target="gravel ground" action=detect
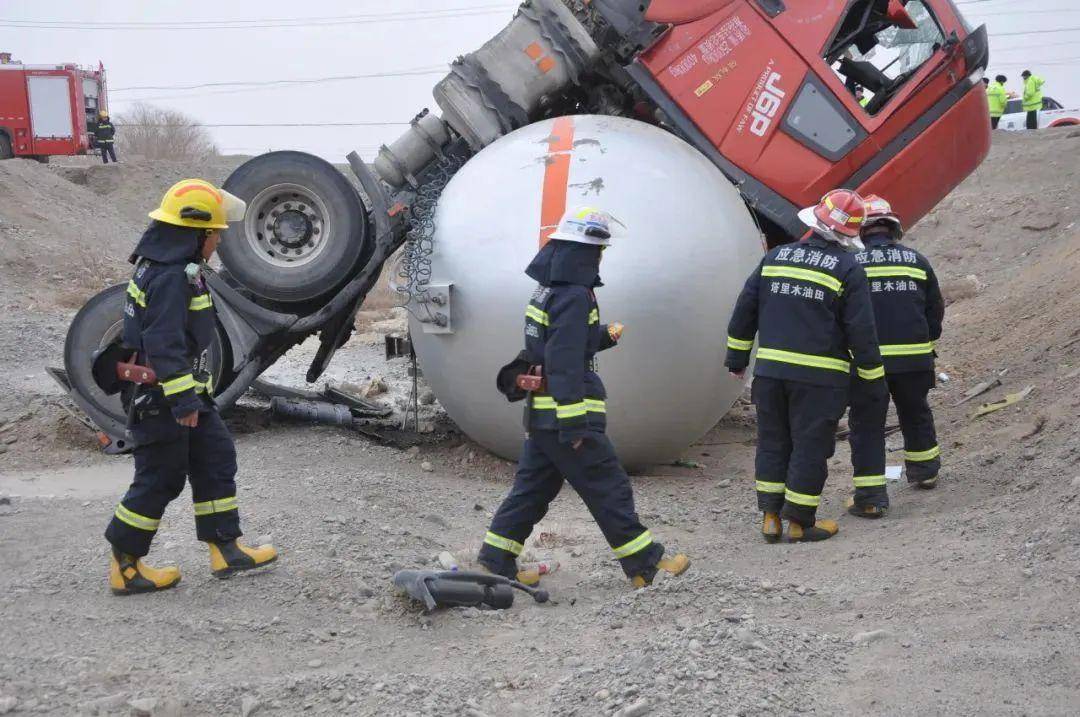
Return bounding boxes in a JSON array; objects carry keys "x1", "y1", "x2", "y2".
[{"x1": 0, "y1": 132, "x2": 1079, "y2": 716}]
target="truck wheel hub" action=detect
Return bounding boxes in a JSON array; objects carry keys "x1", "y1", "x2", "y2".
[{"x1": 245, "y1": 183, "x2": 330, "y2": 268}]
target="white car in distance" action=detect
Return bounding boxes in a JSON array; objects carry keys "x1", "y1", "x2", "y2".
[{"x1": 998, "y1": 97, "x2": 1080, "y2": 130}]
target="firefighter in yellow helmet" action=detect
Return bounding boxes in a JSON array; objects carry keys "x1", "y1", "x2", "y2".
[
  {"x1": 95, "y1": 110, "x2": 117, "y2": 164},
  {"x1": 103, "y1": 179, "x2": 278, "y2": 595}
]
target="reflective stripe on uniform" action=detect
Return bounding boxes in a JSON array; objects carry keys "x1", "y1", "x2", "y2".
[
  {"x1": 761, "y1": 266, "x2": 843, "y2": 293},
  {"x1": 114, "y1": 503, "x2": 160, "y2": 532},
  {"x1": 127, "y1": 281, "x2": 147, "y2": 308},
  {"x1": 612, "y1": 530, "x2": 653, "y2": 559},
  {"x1": 193, "y1": 374, "x2": 214, "y2": 395},
  {"x1": 857, "y1": 365, "x2": 885, "y2": 380},
  {"x1": 588, "y1": 308, "x2": 599, "y2": 325},
  {"x1": 584, "y1": 399, "x2": 606, "y2": 414},
  {"x1": 785, "y1": 489, "x2": 821, "y2": 507},
  {"x1": 556, "y1": 402, "x2": 587, "y2": 419},
  {"x1": 880, "y1": 342, "x2": 934, "y2": 356},
  {"x1": 853, "y1": 475, "x2": 886, "y2": 488},
  {"x1": 525, "y1": 305, "x2": 549, "y2": 326},
  {"x1": 757, "y1": 347, "x2": 850, "y2": 373},
  {"x1": 533, "y1": 396, "x2": 605, "y2": 413},
  {"x1": 905, "y1": 445, "x2": 940, "y2": 462},
  {"x1": 864, "y1": 266, "x2": 927, "y2": 281},
  {"x1": 161, "y1": 374, "x2": 196, "y2": 396},
  {"x1": 193, "y1": 496, "x2": 238, "y2": 516},
  {"x1": 756, "y1": 480, "x2": 786, "y2": 494},
  {"x1": 727, "y1": 336, "x2": 754, "y2": 351},
  {"x1": 189, "y1": 293, "x2": 213, "y2": 311},
  {"x1": 484, "y1": 531, "x2": 524, "y2": 556}
]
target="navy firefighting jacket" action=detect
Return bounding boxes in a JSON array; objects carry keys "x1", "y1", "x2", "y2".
[
  {"x1": 522, "y1": 240, "x2": 618, "y2": 443},
  {"x1": 123, "y1": 222, "x2": 216, "y2": 421},
  {"x1": 725, "y1": 233, "x2": 884, "y2": 387},
  {"x1": 855, "y1": 233, "x2": 944, "y2": 373},
  {"x1": 95, "y1": 120, "x2": 115, "y2": 143}
]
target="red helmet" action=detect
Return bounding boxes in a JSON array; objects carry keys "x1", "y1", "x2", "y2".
[
  {"x1": 798, "y1": 189, "x2": 866, "y2": 238},
  {"x1": 862, "y1": 194, "x2": 904, "y2": 235}
]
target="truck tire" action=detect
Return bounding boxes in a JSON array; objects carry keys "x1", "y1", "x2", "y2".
[
  {"x1": 64, "y1": 283, "x2": 228, "y2": 435},
  {"x1": 219, "y1": 151, "x2": 369, "y2": 304},
  {"x1": 0, "y1": 134, "x2": 12, "y2": 160}
]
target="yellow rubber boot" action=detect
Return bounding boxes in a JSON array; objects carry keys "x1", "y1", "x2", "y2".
[
  {"x1": 762, "y1": 512, "x2": 782, "y2": 543},
  {"x1": 631, "y1": 553, "x2": 691, "y2": 589},
  {"x1": 845, "y1": 497, "x2": 887, "y2": 519},
  {"x1": 787, "y1": 519, "x2": 839, "y2": 543},
  {"x1": 208, "y1": 539, "x2": 278, "y2": 578},
  {"x1": 109, "y1": 548, "x2": 181, "y2": 596}
]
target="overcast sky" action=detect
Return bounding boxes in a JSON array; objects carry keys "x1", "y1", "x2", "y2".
[{"x1": 4, "y1": 0, "x2": 1078, "y2": 161}]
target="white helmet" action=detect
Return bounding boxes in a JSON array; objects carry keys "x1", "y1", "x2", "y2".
[{"x1": 547, "y1": 206, "x2": 624, "y2": 246}]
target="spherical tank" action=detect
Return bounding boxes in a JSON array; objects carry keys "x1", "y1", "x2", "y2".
[{"x1": 409, "y1": 115, "x2": 763, "y2": 467}]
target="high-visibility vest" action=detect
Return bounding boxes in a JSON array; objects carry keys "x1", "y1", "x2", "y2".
[
  {"x1": 986, "y1": 82, "x2": 1008, "y2": 117},
  {"x1": 1022, "y1": 75, "x2": 1045, "y2": 112}
]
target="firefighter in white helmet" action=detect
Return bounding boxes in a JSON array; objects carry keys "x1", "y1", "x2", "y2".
[{"x1": 483, "y1": 207, "x2": 690, "y2": 589}]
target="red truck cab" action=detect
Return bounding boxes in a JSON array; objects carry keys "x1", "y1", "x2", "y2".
[
  {"x1": 0, "y1": 60, "x2": 108, "y2": 161},
  {"x1": 630, "y1": 0, "x2": 989, "y2": 243}
]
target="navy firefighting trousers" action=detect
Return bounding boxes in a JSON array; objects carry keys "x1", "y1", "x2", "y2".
[
  {"x1": 479, "y1": 430, "x2": 663, "y2": 579},
  {"x1": 889, "y1": 371, "x2": 940, "y2": 482},
  {"x1": 752, "y1": 376, "x2": 849, "y2": 526},
  {"x1": 847, "y1": 372, "x2": 891, "y2": 508},
  {"x1": 105, "y1": 409, "x2": 242, "y2": 557}
]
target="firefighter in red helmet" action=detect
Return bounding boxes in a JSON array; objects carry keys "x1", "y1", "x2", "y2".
[
  {"x1": 846, "y1": 195, "x2": 945, "y2": 519},
  {"x1": 725, "y1": 189, "x2": 884, "y2": 543}
]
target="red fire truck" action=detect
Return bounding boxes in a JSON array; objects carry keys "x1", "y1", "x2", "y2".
[{"x1": 0, "y1": 58, "x2": 108, "y2": 161}]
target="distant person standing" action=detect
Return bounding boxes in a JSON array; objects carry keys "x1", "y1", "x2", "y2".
[
  {"x1": 96, "y1": 111, "x2": 117, "y2": 164},
  {"x1": 986, "y1": 75, "x2": 1008, "y2": 130},
  {"x1": 0, "y1": 51, "x2": 13, "y2": 64},
  {"x1": 1021, "y1": 70, "x2": 1045, "y2": 130}
]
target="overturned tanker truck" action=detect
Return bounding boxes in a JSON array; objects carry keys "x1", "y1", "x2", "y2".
[{"x1": 60, "y1": 0, "x2": 990, "y2": 465}]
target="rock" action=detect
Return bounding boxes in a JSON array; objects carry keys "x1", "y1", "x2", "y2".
[
  {"x1": 1021, "y1": 214, "x2": 1060, "y2": 232},
  {"x1": 941, "y1": 274, "x2": 984, "y2": 305},
  {"x1": 1, "y1": 435, "x2": 15, "y2": 445},
  {"x1": 240, "y1": 696, "x2": 262, "y2": 717},
  {"x1": 328, "y1": 690, "x2": 343, "y2": 703},
  {"x1": 1071, "y1": 476, "x2": 1080, "y2": 492},
  {"x1": 1022, "y1": 567, "x2": 1034, "y2": 578},
  {"x1": 360, "y1": 376, "x2": 388, "y2": 398},
  {"x1": 307, "y1": 659, "x2": 324, "y2": 669},
  {"x1": 564, "y1": 656, "x2": 584, "y2": 668},
  {"x1": 356, "y1": 583, "x2": 375, "y2": 598},
  {"x1": 1021, "y1": 448, "x2": 1037, "y2": 461},
  {"x1": 0, "y1": 697, "x2": 17, "y2": 714},
  {"x1": 688, "y1": 639, "x2": 703, "y2": 652},
  {"x1": 594, "y1": 689, "x2": 611, "y2": 700},
  {"x1": 0, "y1": 445, "x2": 7, "y2": 455},
  {"x1": 128, "y1": 697, "x2": 158, "y2": 716},
  {"x1": 852, "y1": 629, "x2": 892, "y2": 645},
  {"x1": 795, "y1": 585, "x2": 809, "y2": 596},
  {"x1": 405, "y1": 446, "x2": 420, "y2": 460},
  {"x1": 420, "y1": 461, "x2": 434, "y2": 473},
  {"x1": 616, "y1": 698, "x2": 651, "y2": 717},
  {"x1": 418, "y1": 389, "x2": 437, "y2": 406}
]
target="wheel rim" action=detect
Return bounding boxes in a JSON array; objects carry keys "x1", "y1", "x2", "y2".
[{"x1": 244, "y1": 183, "x2": 331, "y2": 269}]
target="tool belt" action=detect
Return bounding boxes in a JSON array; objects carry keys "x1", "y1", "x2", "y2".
[
  {"x1": 515, "y1": 365, "x2": 546, "y2": 393},
  {"x1": 117, "y1": 355, "x2": 157, "y2": 385}
]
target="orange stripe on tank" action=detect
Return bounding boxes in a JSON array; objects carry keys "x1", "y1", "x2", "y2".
[{"x1": 538, "y1": 116, "x2": 575, "y2": 246}]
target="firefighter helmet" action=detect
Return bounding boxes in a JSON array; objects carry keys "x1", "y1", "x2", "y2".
[
  {"x1": 148, "y1": 179, "x2": 247, "y2": 230},
  {"x1": 98, "y1": 110, "x2": 109, "y2": 119},
  {"x1": 548, "y1": 206, "x2": 625, "y2": 246},
  {"x1": 862, "y1": 194, "x2": 904, "y2": 236},
  {"x1": 798, "y1": 189, "x2": 867, "y2": 249}
]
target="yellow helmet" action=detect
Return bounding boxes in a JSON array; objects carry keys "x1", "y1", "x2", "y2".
[
  {"x1": 148, "y1": 179, "x2": 246, "y2": 230},
  {"x1": 98, "y1": 110, "x2": 108, "y2": 119}
]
